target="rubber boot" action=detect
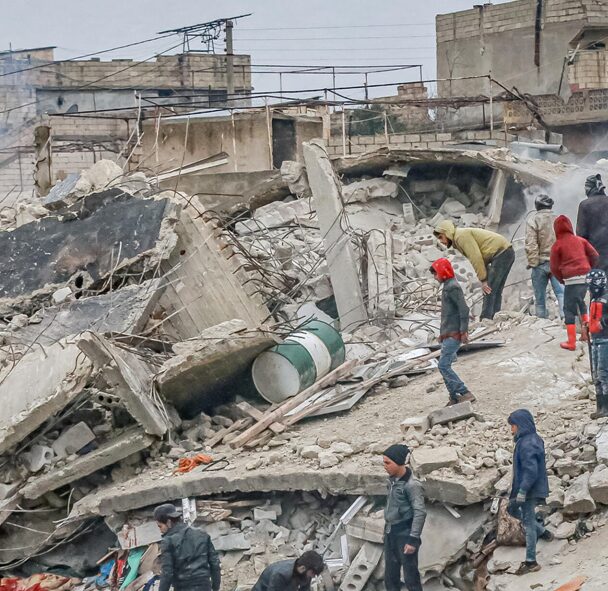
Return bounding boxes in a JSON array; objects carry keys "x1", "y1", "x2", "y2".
[
  {"x1": 591, "y1": 383, "x2": 608, "y2": 419},
  {"x1": 560, "y1": 324, "x2": 577, "y2": 350},
  {"x1": 581, "y1": 314, "x2": 590, "y2": 342}
]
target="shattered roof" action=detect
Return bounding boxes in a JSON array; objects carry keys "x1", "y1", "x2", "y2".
[{"x1": 333, "y1": 146, "x2": 574, "y2": 186}]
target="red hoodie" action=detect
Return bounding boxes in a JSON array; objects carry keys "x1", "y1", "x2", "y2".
[
  {"x1": 430, "y1": 257, "x2": 455, "y2": 281},
  {"x1": 550, "y1": 215, "x2": 598, "y2": 283}
]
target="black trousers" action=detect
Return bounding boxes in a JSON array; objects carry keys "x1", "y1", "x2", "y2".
[
  {"x1": 384, "y1": 531, "x2": 423, "y2": 591},
  {"x1": 481, "y1": 247, "x2": 515, "y2": 320},
  {"x1": 563, "y1": 283, "x2": 587, "y2": 325}
]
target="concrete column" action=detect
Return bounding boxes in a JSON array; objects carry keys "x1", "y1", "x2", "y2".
[
  {"x1": 486, "y1": 168, "x2": 508, "y2": 230},
  {"x1": 303, "y1": 139, "x2": 367, "y2": 330}
]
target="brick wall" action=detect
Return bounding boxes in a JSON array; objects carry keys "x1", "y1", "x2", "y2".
[
  {"x1": 0, "y1": 124, "x2": 36, "y2": 207},
  {"x1": 569, "y1": 50, "x2": 608, "y2": 90},
  {"x1": 326, "y1": 129, "x2": 515, "y2": 156},
  {"x1": 437, "y1": 0, "x2": 608, "y2": 44}
]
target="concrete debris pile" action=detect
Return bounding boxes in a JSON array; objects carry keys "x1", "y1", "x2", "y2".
[{"x1": 226, "y1": 143, "x2": 565, "y2": 336}]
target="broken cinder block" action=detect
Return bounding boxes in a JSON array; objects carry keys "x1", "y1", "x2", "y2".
[
  {"x1": 400, "y1": 415, "x2": 430, "y2": 434},
  {"x1": 427, "y1": 402, "x2": 474, "y2": 427},
  {"x1": 52, "y1": 421, "x2": 96, "y2": 458}
]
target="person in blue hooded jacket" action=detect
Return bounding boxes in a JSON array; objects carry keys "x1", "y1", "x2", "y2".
[{"x1": 507, "y1": 409, "x2": 553, "y2": 575}]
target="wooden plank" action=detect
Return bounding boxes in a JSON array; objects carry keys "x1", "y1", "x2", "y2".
[
  {"x1": 207, "y1": 417, "x2": 252, "y2": 448},
  {"x1": 229, "y1": 359, "x2": 358, "y2": 448},
  {"x1": 554, "y1": 577, "x2": 588, "y2": 591},
  {"x1": 236, "y1": 401, "x2": 286, "y2": 434}
]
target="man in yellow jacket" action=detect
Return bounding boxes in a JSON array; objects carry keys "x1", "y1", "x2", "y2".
[{"x1": 434, "y1": 220, "x2": 515, "y2": 320}]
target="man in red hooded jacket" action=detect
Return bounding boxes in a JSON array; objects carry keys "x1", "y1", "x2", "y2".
[
  {"x1": 430, "y1": 258, "x2": 475, "y2": 405},
  {"x1": 550, "y1": 215, "x2": 599, "y2": 350}
]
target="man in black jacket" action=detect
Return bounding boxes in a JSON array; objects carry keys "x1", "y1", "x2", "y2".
[
  {"x1": 577, "y1": 173, "x2": 608, "y2": 272},
  {"x1": 431, "y1": 258, "x2": 475, "y2": 406},
  {"x1": 154, "y1": 503, "x2": 221, "y2": 591},
  {"x1": 251, "y1": 551, "x2": 324, "y2": 591},
  {"x1": 507, "y1": 410, "x2": 552, "y2": 576},
  {"x1": 587, "y1": 269, "x2": 608, "y2": 418},
  {"x1": 382, "y1": 444, "x2": 426, "y2": 591}
]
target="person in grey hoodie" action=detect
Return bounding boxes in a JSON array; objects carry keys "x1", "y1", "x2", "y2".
[{"x1": 382, "y1": 444, "x2": 426, "y2": 591}]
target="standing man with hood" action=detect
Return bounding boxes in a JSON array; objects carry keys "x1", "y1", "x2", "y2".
[
  {"x1": 525, "y1": 194, "x2": 564, "y2": 319},
  {"x1": 434, "y1": 220, "x2": 514, "y2": 320},
  {"x1": 382, "y1": 444, "x2": 427, "y2": 591},
  {"x1": 507, "y1": 409, "x2": 552, "y2": 576},
  {"x1": 550, "y1": 215, "x2": 598, "y2": 350},
  {"x1": 154, "y1": 503, "x2": 221, "y2": 591},
  {"x1": 577, "y1": 174, "x2": 608, "y2": 272},
  {"x1": 430, "y1": 257, "x2": 475, "y2": 405}
]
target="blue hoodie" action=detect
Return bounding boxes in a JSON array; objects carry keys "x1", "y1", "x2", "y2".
[{"x1": 508, "y1": 409, "x2": 549, "y2": 500}]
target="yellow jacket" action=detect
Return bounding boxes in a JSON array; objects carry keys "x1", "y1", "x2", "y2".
[{"x1": 434, "y1": 220, "x2": 512, "y2": 281}]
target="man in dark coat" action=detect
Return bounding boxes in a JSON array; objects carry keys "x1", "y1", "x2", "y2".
[
  {"x1": 507, "y1": 410, "x2": 552, "y2": 576},
  {"x1": 251, "y1": 551, "x2": 324, "y2": 591},
  {"x1": 154, "y1": 503, "x2": 221, "y2": 591},
  {"x1": 577, "y1": 173, "x2": 608, "y2": 272}
]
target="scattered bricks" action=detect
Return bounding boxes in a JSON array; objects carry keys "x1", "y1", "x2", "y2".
[
  {"x1": 213, "y1": 532, "x2": 251, "y2": 551},
  {"x1": 400, "y1": 416, "x2": 430, "y2": 434},
  {"x1": 52, "y1": 422, "x2": 96, "y2": 458},
  {"x1": 562, "y1": 473, "x2": 596, "y2": 514},
  {"x1": 589, "y1": 464, "x2": 608, "y2": 505},
  {"x1": 412, "y1": 446, "x2": 458, "y2": 475},
  {"x1": 253, "y1": 507, "x2": 278, "y2": 521},
  {"x1": 22, "y1": 445, "x2": 54, "y2": 473},
  {"x1": 428, "y1": 402, "x2": 475, "y2": 427},
  {"x1": 339, "y1": 541, "x2": 383, "y2": 591}
]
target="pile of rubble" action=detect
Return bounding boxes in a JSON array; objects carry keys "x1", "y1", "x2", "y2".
[{"x1": 0, "y1": 140, "x2": 599, "y2": 591}]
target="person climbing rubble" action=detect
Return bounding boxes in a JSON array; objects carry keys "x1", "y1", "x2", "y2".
[
  {"x1": 587, "y1": 269, "x2": 608, "y2": 419},
  {"x1": 507, "y1": 409, "x2": 553, "y2": 576},
  {"x1": 251, "y1": 551, "x2": 325, "y2": 591},
  {"x1": 154, "y1": 503, "x2": 221, "y2": 591},
  {"x1": 433, "y1": 220, "x2": 514, "y2": 320},
  {"x1": 430, "y1": 257, "x2": 475, "y2": 405},
  {"x1": 382, "y1": 444, "x2": 426, "y2": 591},
  {"x1": 550, "y1": 215, "x2": 598, "y2": 350},
  {"x1": 525, "y1": 194, "x2": 564, "y2": 319},
  {"x1": 577, "y1": 174, "x2": 608, "y2": 272}
]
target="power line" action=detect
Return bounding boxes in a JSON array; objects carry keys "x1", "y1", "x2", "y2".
[
  {"x1": 235, "y1": 35, "x2": 436, "y2": 40},
  {"x1": 0, "y1": 32, "x2": 178, "y2": 79},
  {"x1": 239, "y1": 23, "x2": 434, "y2": 30}
]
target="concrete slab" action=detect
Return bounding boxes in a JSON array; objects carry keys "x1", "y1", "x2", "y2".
[
  {"x1": 10, "y1": 280, "x2": 165, "y2": 346},
  {"x1": 423, "y1": 469, "x2": 500, "y2": 505},
  {"x1": 427, "y1": 402, "x2": 475, "y2": 427},
  {"x1": 22, "y1": 428, "x2": 154, "y2": 500},
  {"x1": 412, "y1": 446, "x2": 459, "y2": 475},
  {"x1": 155, "y1": 319, "x2": 276, "y2": 416},
  {"x1": 78, "y1": 332, "x2": 170, "y2": 436},
  {"x1": 0, "y1": 340, "x2": 92, "y2": 455},
  {"x1": 0, "y1": 191, "x2": 179, "y2": 315}
]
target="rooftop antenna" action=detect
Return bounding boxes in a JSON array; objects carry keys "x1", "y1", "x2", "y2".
[{"x1": 158, "y1": 14, "x2": 252, "y2": 54}]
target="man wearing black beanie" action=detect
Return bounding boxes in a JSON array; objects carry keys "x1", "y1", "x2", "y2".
[{"x1": 382, "y1": 444, "x2": 426, "y2": 591}]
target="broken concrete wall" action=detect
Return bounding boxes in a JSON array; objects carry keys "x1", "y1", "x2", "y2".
[
  {"x1": 0, "y1": 189, "x2": 180, "y2": 316},
  {"x1": 155, "y1": 204, "x2": 269, "y2": 340},
  {"x1": 0, "y1": 340, "x2": 92, "y2": 455}
]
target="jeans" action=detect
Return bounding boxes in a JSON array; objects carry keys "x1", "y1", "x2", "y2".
[
  {"x1": 592, "y1": 338, "x2": 608, "y2": 385},
  {"x1": 512, "y1": 499, "x2": 546, "y2": 563},
  {"x1": 481, "y1": 247, "x2": 515, "y2": 320},
  {"x1": 438, "y1": 338, "x2": 468, "y2": 401},
  {"x1": 530, "y1": 262, "x2": 564, "y2": 319},
  {"x1": 563, "y1": 284, "x2": 588, "y2": 325},
  {"x1": 384, "y1": 531, "x2": 423, "y2": 591}
]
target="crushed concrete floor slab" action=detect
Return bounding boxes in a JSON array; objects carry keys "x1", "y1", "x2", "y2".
[{"x1": 9, "y1": 279, "x2": 165, "y2": 346}]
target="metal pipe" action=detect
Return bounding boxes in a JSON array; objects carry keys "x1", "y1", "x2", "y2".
[{"x1": 510, "y1": 141, "x2": 565, "y2": 153}]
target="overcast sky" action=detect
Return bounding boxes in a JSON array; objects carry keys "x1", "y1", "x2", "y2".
[{"x1": 1, "y1": 1, "x2": 510, "y2": 100}]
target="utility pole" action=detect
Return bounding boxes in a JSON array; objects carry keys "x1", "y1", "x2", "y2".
[{"x1": 225, "y1": 19, "x2": 235, "y2": 105}]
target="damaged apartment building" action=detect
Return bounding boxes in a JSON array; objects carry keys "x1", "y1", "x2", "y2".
[{"x1": 3, "y1": 2, "x2": 608, "y2": 591}]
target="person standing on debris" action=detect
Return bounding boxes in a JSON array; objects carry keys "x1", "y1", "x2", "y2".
[
  {"x1": 430, "y1": 258, "x2": 475, "y2": 405},
  {"x1": 382, "y1": 444, "x2": 426, "y2": 591},
  {"x1": 577, "y1": 174, "x2": 608, "y2": 272},
  {"x1": 550, "y1": 215, "x2": 598, "y2": 350},
  {"x1": 587, "y1": 269, "x2": 608, "y2": 418},
  {"x1": 154, "y1": 503, "x2": 221, "y2": 591},
  {"x1": 507, "y1": 409, "x2": 552, "y2": 576},
  {"x1": 433, "y1": 220, "x2": 514, "y2": 320},
  {"x1": 525, "y1": 194, "x2": 564, "y2": 319},
  {"x1": 251, "y1": 551, "x2": 325, "y2": 591}
]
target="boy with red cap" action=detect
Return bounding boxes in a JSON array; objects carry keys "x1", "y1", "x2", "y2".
[
  {"x1": 430, "y1": 258, "x2": 475, "y2": 405},
  {"x1": 550, "y1": 215, "x2": 599, "y2": 350}
]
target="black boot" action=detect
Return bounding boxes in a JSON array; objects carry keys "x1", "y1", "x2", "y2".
[{"x1": 591, "y1": 383, "x2": 608, "y2": 419}]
